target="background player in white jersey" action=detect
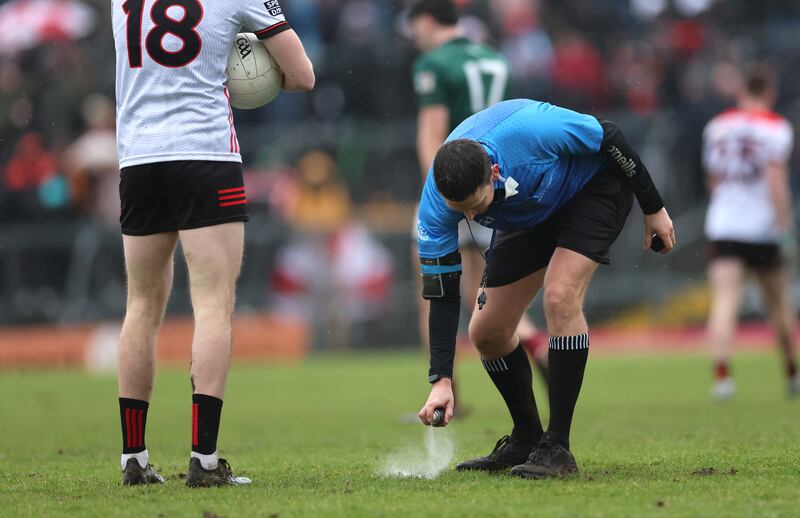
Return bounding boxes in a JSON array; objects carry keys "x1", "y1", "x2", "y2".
[
  {"x1": 112, "y1": 0, "x2": 313, "y2": 485},
  {"x1": 409, "y1": 0, "x2": 549, "y2": 398},
  {"x1": 703, "y1": 66, "x2": 799, "y2": 400}
]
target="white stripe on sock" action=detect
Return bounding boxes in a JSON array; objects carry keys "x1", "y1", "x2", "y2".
[{"x1": 549, "y1": 334, "x2": 589, "y2": 351}]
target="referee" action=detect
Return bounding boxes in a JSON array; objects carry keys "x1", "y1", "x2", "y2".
[{"x1": 415, "y1": 99, "x2": 675, "y2": 478}]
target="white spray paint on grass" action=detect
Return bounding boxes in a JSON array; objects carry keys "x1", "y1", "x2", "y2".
[{"x1": 380, "y1": 426, "x2": 454, "y2": 479}]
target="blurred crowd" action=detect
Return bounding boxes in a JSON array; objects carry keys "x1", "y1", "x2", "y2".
[
  {"x1": 4, "y1": 0, "x2": 800, "y2": 225},
  {"x1": 4, "y1": 0, "x2": 800, "y2": 339}
]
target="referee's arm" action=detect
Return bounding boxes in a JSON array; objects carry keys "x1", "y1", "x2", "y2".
[
  {"x1": 420, "y1": 250, "x2": 462, "y2": 383},
  {"x1": 598, "y1": 118, "x2": 676, "y2": 252},
  {"x1": 597, "y1": 118, "x2": 664, "y2": 215}
]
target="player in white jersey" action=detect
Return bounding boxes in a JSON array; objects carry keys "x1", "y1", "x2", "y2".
[
  {"x1": 112, "y1": 0, "x2": 314, "y2": 486},
  {"x1": 702, "y1": 66, "x2": 799, "y2": 400}
]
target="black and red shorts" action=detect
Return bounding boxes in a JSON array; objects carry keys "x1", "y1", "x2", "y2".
[
  {"x1": 707, "y1": 240, "x2": 782, "y2": 271},
  {"x1": 484, "y1": 165, "x2": 634, "y2": 288},
  {"x1": 120, "y1": 160, "x2": 249, "y2": 236}
]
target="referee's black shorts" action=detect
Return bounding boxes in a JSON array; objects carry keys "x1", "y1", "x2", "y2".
[
  {"x1": 120, "y1": 160, "x2": 249, "y2": 236},
  {"x1": 484, "y1": 164, "x2": 634, "y2": 288}
]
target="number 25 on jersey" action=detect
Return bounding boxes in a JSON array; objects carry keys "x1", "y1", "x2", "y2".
[{"x1": 122, "y1": 0, "x2": 203, "y2": 68}]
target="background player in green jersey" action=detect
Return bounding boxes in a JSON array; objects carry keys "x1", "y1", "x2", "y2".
[{"x1": 408, "y1": 0, "x2": 549, "y2": 391}]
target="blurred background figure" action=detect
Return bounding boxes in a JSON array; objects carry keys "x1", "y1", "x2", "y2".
[
  {"x1": 271, "y1": 149, "x2": 394, "y2": 350},
  {"x1": 702, "y1": 65, "x2": 799, "y2": 400},
  {"x1": 64, "y1": 94, "x2": 119, "y2": 227},
  {"x1": 2, "y1": 132, "x2": 67, "y2": 222}
]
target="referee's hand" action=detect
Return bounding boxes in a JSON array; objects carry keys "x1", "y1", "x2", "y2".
[
  {"x1": 644, "y1": 208, "x2": 676, "y2": 254},
  {"x1": 419, "y1": 378, "x2": 454, "y2": 427}
]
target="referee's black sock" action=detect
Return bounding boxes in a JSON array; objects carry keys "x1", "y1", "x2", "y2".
[
  {"x1": 482, "y1": 344, "x2": 543, "y2": 445},
  {"x1": 546, "y1": 334, "x2": 589, "y2": 450}
]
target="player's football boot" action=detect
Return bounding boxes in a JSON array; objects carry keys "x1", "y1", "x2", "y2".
[
  {"x1": 510, "y1": 431, "x2": 578, "y2": 479},
  {"x1": 122, "y1": 458, "x2": 166, "y2": 486},
  {"x1": 455, "y1": 434, "x2": 535, "y2": 472},
  {"x1": 185, "y1": 457, "x2": 251, "y2": 487},
  {"x1": 711, "y1": 377, "x2": 736, "y2": 401}
]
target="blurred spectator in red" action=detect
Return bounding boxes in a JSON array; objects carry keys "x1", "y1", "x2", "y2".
[
  {"x1": 4, "y1": 132, "x2": 56, "y2": 192},
  {"x1": 608, "y1": 41, "x2": 663, "y2": 116},
  {"x1": 64, "y1": 94, "x2": 118, "y2": 226},
  {"x1": 663, "y1": 16, "x2": 707, "y2": 60},
  {"x1": 1, "y1": 131, "x2": 71, "y2": 221},
  {"x1": 550, "y1": 30, "x2": 610, "y2": 110}
]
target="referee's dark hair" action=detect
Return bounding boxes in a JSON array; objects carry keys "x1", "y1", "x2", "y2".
[
  {"x1": 433, "y1": 139, "x2": 492, "y2": 201},
  {"x1": 408, "y1": 0, "x2": 459, "y2": 26}
]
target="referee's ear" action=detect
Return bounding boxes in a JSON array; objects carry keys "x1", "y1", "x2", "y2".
[{"x1": 490, "y1": 164, "x2": 500, "y2": 181}]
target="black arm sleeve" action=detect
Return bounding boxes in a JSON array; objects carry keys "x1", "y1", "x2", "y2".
[
  {"x1": 598, "y1": 118, "x2": 664, "y2": 215},
  {"x1": 428, "y1": 279, "x2": 460, "y2": 380},
  {"x1": 420, "y1": 252, "x2": 461, "y2": 381}
]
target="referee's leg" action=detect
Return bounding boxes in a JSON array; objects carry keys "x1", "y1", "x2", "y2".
[
  {"x1": 467, "y1": 269, "x2": 546, "y2": 447},
  {"x1": 541, "y1": 247, "x2": 598, "y2": 450}
]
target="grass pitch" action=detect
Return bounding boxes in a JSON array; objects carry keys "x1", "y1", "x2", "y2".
[{"x1": 1, "y1": 351, "x2": 799, "y2": 517}]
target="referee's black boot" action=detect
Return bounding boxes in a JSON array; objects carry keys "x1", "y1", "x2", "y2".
[
  {"x1": 455, "y1": 434, "x2": 535, "y2": 472},
  {"x1": 510, "y1": 431, "x2": 578, "y2": 479}
]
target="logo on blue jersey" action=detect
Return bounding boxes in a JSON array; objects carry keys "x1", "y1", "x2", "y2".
[{"x1": 417, "y1": 222, "x2": 431, "y2": 241}]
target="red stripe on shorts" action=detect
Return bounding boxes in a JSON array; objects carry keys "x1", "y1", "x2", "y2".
[
  {"x1": 219, "y1": 193, "x2": 246, "y2": 201},
  {"x1": 220, "y1": 199, "x2": 248, "y2": 207}
]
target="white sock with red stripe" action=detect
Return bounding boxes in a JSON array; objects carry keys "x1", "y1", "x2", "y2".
[{"x1": 121, "y1": 449, "x2": 149, "y2": 470}]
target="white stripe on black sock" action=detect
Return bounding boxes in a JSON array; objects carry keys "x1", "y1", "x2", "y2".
[
  {"x1": 482, "y1": 356, "x2": 511, "y2": 372},
  {"x1": 549, "y1": 334, "x2": 589, "y2": 351}
]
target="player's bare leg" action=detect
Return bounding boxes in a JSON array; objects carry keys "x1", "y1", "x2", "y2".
[
  {"x1": 460, "y1": 247, "x2": 484, "y2": 319},
  {"x1": 756, "y1": 267, "x2": 800, "y2": 396},
  {"x1": 454, "y1": 268, "x2": 545, "y2": 471},
  {"x1": 512, "y1": 248, "x2": 597, "y2": 479},
  {"x1": 179, "y1": 222, "x2": 250, "y2": 486},
  {"x1": 118, "y1": 232, "x2": 178, "y2": 485},
  {"x1": 517, "y1": 314, "x2": 549, "y2": 385},
  {"x1": 707, "y1": 258, "x2": 745, "y2": 400}
]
